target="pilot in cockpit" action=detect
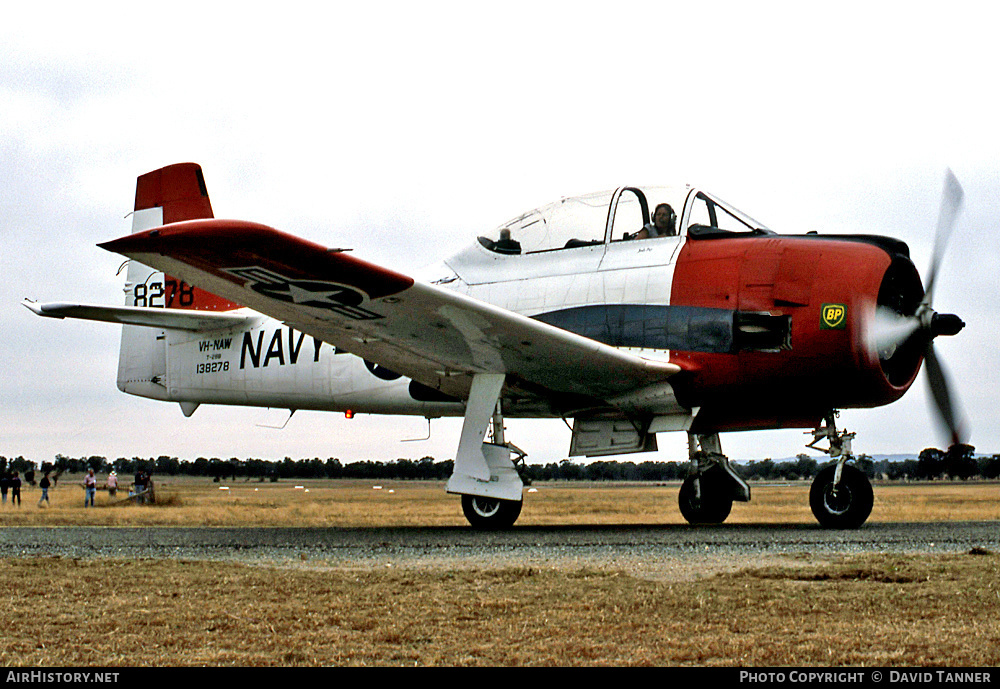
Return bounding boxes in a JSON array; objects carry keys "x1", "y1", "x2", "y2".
[{"x1": 631, "y1": 203, "x2": 677, "y2": 240}]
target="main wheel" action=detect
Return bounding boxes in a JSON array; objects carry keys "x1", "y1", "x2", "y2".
[
  {"x1": 678, "y1": 471, "x2": 733, "y2": 525},
  {"x1": 461, "y1": 495, "x2": 522, "y2": 529},
  {"x1": 809, "y1": 464, "x2": 874, "y2": 529}
]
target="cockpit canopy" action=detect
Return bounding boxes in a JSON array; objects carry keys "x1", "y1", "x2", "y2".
[{"x1": 477, "y1": 185, "x2": 771, "y2": 256}]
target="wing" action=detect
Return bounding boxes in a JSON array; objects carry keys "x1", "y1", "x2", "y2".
[{"x1": 99, "y1": 219, "x2": 680, "y2": 411}]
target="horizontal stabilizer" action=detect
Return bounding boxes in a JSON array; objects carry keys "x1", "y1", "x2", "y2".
[{"x1": 23, "y1": 300, "x2": 250, "y2": 332}]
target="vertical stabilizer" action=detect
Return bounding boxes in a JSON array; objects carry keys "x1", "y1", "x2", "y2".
[
  {"x1": 134, "y1": 162, "x2": 214, "y2": 224},
  {"x1": 117, "y1": 163, "x2": 237, "y2": 400}
]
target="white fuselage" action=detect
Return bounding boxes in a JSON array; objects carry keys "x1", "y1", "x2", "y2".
[{"x1": 120, "y1": 184, "x2": 704, "y2": 420}]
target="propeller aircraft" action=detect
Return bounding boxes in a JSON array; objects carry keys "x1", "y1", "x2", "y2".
[{"x1": 25, "y1": 163, "x2": 968, "y2": 528}]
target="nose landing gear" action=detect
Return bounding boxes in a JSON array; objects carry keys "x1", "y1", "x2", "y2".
[{"x1": 806, "y1": 412, "x2": 874, "y2": 529}]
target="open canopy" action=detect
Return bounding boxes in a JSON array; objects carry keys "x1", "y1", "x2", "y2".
[{"x1": 476, "y1": 185, "x2": 772, "y2": 255}]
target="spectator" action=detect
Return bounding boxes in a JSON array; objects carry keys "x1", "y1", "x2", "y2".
[
  {"x1": 83, "y1": 469, "x2": 97, "y2": 507},
  {"x1": 10, "y1": 472, "x2": 21, "y2": 507},
  {"x1": 38, "y1": 473, "x2": 51, "y2": 507}
]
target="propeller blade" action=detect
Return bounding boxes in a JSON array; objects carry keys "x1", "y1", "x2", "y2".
[
  {"x1": 922, "y1": 168, "x2": 964, "y2": 307},
  {"x1": 924, "y1": 342, "x2": 968, "y2": 446}
]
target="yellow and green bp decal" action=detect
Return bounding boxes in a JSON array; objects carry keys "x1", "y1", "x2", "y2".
[{"x1": 820, "y1": 303, "x2": 847, "y2": 330}]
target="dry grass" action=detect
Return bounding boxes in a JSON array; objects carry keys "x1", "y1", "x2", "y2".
[
  {"x1": 3, "y1": 477, "x2": 999, "y2": 666},
  {"x1": 2, "y1": 476, "x2": 998, "y2": 527},
  {"x1": 1, "y1": 552, "x2": 997, "y2": 666}
]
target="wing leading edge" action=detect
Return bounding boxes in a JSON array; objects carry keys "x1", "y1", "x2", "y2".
[{"x1": 99, "y1": 219, "x2": 680, "y2": 411}]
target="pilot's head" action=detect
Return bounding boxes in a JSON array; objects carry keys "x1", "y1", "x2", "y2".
[{"x1": 653, "y1": 203, "x2": 676, "y2": 235}]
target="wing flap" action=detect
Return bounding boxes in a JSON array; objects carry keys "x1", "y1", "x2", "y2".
[{"x1": 99, "y1": 219, "x2": 680, "y2": 404}]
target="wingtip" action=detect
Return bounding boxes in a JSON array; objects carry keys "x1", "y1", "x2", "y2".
[{"x1": 22, "y1": 299, "x2": 62, "y2": 319}]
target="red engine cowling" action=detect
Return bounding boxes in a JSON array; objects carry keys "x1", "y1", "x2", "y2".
[{"x1": 669, "y1": 233, "x2": 925, "y2": 433}]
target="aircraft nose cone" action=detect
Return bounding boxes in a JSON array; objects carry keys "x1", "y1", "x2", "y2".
[{"x1": 931, "y1": 312, "x2": 965, "y2": 338}]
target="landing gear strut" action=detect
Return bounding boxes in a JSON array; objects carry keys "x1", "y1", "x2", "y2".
[
  {"x1": 679, "y1": 433, "x2": 751, "y2": 525},
  {"x1": 446, "y1": 374, "x2": 525, "y2": 529},
  {"x1": 806, "y1": 412, "x2": 873, "y2": 529}
]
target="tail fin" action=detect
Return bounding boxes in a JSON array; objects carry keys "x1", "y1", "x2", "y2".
[
  {"x1": 124, "y1": 163, "x2": 239, "y2": 312},
  {"x1": 118, "y1": 163, "x2": 238, "y2": 402},
  {"x1": 134, "y1": 162, "x2": 214, "y2": 224}
]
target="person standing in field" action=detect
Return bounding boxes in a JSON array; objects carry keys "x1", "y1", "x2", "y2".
[
  {"x1": 134, "y1": 469, "x2": 146, "y2": 504},
  {"x1": 83, "y1": 469, "x2": 97, "y2": 508},
  {"x1": 10, "y1": 472, "x2": 21, "y2": 507},
  {"x1": 38, "y1": 473, "x2": 51, "y2": 507},
  {"x1": 1, "y1": 471, "x2": 9, "y2": 506},
  {"x1": 106, "y1": 471, "x2": 118, "y2": 498}
]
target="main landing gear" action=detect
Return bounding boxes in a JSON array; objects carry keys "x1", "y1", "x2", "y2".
[
  {"x1": 461, "y1": 493, "x2": 523, "y2": 529},
  {"x1": 447, "y1": 374, "x2": 525, "y2": 529},
  {"x1": 680, "y1": 412, "x2": 874, "y2": 529},
  {"x1": 679, "y1": 433, "x2": 751, "y2": 525}
]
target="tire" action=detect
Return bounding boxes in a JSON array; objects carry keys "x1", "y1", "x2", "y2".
[
  {"x1": 809, "y1": 464, "x2": 874, "y2": 529},
  {"x1": 461, "y1": 495, "x2": 522, "y2": 529},
  {"x1": 678, "y1": 471, "x2": 733, "y2": 525}
]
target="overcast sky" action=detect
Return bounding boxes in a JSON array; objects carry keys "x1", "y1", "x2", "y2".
[{"x1": 3, "y1": 2, "x2": 999, "y2": 467}]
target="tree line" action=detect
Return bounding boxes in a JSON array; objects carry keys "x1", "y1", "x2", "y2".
[{"x1": 2, "y1": 444, "x2": 997, "y2": 483}]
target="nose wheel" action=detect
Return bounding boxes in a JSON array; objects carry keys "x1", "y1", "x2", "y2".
[
  {"x1": 806, "y1": 412, "x2": 874, "y2": 529},
  {"x1": 809, "y1": 464, "x2": 873, "y2": 529}
]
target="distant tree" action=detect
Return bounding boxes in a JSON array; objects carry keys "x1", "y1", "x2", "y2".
[
  {"x1": 855, "y1": 454, "x2": 875, "y2": 478},
  {"x1": 191, "y1": 457, "x2": 209, "y2": 476},
  {"x1": 793, "y1": 454, "x2": 818, "y2": 480},
  {"x1": 978, "y1": 455, "x2": 1000, "y2": 480},
  {"x1": 917, "y1": 448, "x2": 944, "y2": 479},
  {"x1": 556, "y1": 459, "x2": 584, "y2": 481},
  {"x1": 10, "y1": 456, "x2": 36, "y2": 474},
  {"x1": 744, "y1": 458, "x2": 777, "y2": 481},
  {"x1": 155, "y1": 455, "x2": 181, "y2": 476},
  {"x1": 943, "y1": 444, "x2": 977, "y2": 480},
  {"x1": 884, "y1": 459, "x2": 919, "y2": 480},
  {"x1": 325, "y1": 458, "x2": 343, "y2": 479}
]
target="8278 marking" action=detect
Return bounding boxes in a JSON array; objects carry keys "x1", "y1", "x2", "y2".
[{"x1": 133, "y1": 280, "x2": 195, "y2": 307}]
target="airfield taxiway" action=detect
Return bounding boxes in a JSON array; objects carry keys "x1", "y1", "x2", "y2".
[{"x1": 3, "y1": 522, "x2": 997, "y2": 579}]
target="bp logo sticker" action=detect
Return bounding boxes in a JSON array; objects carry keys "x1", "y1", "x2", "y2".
[{"x1": 821, "y1": 303, "x2": 847, "y2": 329}]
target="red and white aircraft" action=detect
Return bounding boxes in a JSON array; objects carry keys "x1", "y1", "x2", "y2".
[{"x1": 26, "y1": 163, "x2": 967, "y2": 528}]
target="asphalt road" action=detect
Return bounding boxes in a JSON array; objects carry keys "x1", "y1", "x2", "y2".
[{"x1": 2, "y1": 522, "x2": 997, "y2": 577}]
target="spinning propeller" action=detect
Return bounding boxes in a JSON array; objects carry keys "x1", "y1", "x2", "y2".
[{"x1": 866, "y1": 169, "x2": 969, "y2": 446}]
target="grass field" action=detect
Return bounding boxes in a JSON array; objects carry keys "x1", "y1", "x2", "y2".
[
  {"x1": 1, "y1": 475, "x2": 998, "y2": 527},
  {"x1": 2, "y1": 477, "x2": 998, "y2": 666}
]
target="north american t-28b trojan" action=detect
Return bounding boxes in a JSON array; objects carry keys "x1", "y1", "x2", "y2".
[{"x1": 26, "y1": 163, "x2": 968, "y2": 528}]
